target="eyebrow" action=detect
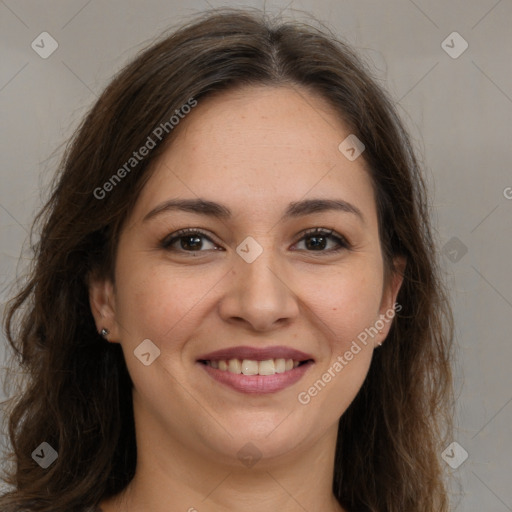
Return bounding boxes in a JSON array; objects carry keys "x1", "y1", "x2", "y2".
[{"x1": 143, "y1": 197, "x2": 365, "y2": 224}]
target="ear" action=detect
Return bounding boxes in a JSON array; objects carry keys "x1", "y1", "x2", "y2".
[
  {"x1": 88, "y1": 275, "x2": 120, "y2": 343},
  {"x1": 375, "y1": 256, "x2": 406, "y2": 346}
]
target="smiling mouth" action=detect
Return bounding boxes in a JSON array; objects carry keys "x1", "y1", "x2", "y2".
[{"x1": 198, "y1": 358, "x2": 313, "y2": 376}]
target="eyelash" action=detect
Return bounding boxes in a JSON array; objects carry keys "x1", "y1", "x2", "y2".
[{"x1": 160, "y1": 227, "x2": 351, "y2": 255}]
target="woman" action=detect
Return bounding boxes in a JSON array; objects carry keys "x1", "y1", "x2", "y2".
[{"x1": 0, "y1": 8, "x2": 454, "y2": 512}]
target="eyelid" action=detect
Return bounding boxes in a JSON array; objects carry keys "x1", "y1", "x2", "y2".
[
  {"x1": 160, "y1": 227, "x2": 218, "y2": 249},
  {"x1": 160, "y1": 227, "x2": 351, "y2": 253},
  {"x1": 297, "y1": 227, "x2": 351, "y2": 248}
]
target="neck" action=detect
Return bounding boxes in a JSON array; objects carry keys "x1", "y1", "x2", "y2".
[{"x1": 101, "y1": 397, "x2": 346, "y2": 512}]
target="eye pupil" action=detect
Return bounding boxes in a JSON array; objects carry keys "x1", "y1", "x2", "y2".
[
  {"x1": 181, "y1": 235, "x2": 203, "y2": 250},
  {"x1": 306, "y1": 235, "x2": 327, "y2": 250},
  {"x1": 162, "y1": 228, "x2": 347, "y2": 255}
]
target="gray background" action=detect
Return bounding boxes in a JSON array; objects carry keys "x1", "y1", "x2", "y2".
[{"x1": 1, "y1": 0, "x2": 511, "y2": 510}]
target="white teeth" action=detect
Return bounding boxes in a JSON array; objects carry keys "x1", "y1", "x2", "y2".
[
  {"x1": 275, "y1": 358, "x2": 286, "y2": 373},
  {"x1": 242, "y1": 359, "x2": 259, "y2": 375},
  {"x1": 228, "y1": 358, "x2": 242, "y2": 374},
  {"x1": 205, "y1": 357, "x2": 307, "y2": 375},
  {"x1": 258, "y1": 359, "x2": 275, "y2": 376}
]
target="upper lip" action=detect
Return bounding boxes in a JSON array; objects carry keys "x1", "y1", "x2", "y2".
[{"x1": 196, "y1": 345, "x2": 314, "y2": 362}]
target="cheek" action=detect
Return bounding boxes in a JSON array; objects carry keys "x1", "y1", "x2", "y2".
[
  {"x1": 113, "y1": 259, "x2": 218, "y2": 345},
  {"x1": 302, "y1": 259, "x2": 384, "y2": 345},
  {"x1": 114, "y1": 239, "x2": 384, "y2": 348},
  {"x1": 296, "y1": 266, "x2": 381, "y2": 419}
]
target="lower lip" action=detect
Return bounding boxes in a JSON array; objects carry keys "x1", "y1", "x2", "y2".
[{"x1": 198, "y1": 361, "x2": 313, "y2": 394}]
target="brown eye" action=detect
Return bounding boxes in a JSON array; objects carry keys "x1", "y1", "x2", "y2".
[
  {"x1": 160, "y1": 229, "x2": 220, "y2": 252},
  {"x1": 294, "y1": 228, "x2": 351, "y2": 253},
  {"x1": 160, "y1": 227, "x2": 351, "y2": 256}
]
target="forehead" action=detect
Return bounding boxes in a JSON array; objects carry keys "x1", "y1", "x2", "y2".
[{"x1": 131, "y1": 85, "x2": 377, "y2": 225}]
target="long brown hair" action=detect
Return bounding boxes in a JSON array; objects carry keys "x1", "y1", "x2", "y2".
[{"x1": 1, "y1": 8, "x2": 454, "y2": 511}]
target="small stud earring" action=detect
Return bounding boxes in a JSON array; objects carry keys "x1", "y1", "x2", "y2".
[{"x1": 100, "y1": 328, "x2": 109, "y2": 337}]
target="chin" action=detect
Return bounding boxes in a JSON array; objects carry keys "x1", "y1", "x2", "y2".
[{"x1": 201, "y1": 412, "x2": 318, "y2": 463}]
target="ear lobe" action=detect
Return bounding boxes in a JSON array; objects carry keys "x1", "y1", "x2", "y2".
[{"x1": 88, "y1": 277, "x2": 120, "y2": 342}]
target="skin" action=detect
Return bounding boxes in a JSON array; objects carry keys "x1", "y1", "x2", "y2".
[{"x1": 90, "y1": 85, "x2": 404, "y2": 512}]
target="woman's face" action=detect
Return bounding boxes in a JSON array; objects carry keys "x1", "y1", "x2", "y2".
[{"x1": 90, "y1": 85, "x2": 403, "y2": 467}]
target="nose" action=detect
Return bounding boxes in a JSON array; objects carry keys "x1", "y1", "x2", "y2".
[{"x1": 218, "y1": 244, "x2": 300, "y2": 332}]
